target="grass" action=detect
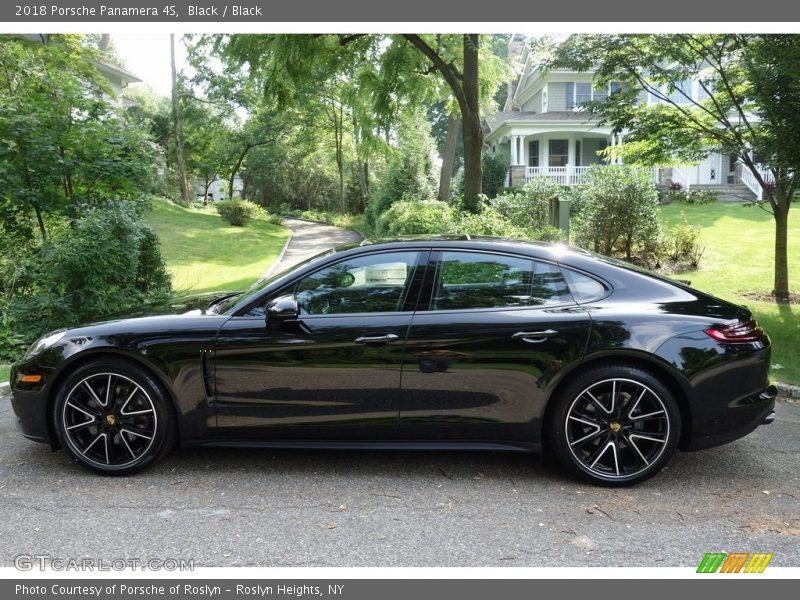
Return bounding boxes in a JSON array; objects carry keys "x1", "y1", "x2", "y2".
[
  {"x1": 660, "y1": 202, "x2": 800, "y2": 385},
  {"x1": 144, "y1": 198, "x2": 290, "y2": 294},
  {"x1": 0, "y1": 365, "x2": 9, "y2": 384}
]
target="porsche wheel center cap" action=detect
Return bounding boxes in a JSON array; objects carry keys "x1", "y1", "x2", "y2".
[
  {"x1": 609, "y1": 421, "x2": 622, "y2": 433},
  {"x1": 105, "y1": 414, "x2": 116, "y2": 427}
]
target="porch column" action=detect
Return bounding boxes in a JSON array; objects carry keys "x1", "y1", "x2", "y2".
[
  {"x1": 510, "y1": 135, "x2": 518, "y2": 166},
  {"x1": 617, "y1": 134, "x2": 625, "y2": 164},
  {"x1": 520, "y1": 136, "x2": 527, "y2": 167}
]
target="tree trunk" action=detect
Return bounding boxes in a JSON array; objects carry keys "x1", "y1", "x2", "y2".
[
  {"x1": 460, "y1": 35, "x2": 483, "y2": 212},
  {"x1": 438, "y1": 115, "x2": 460, "y2": 202},
  {"x1": 33, "y1": 205, "x2": 47, "y2": 242},
  {"x1": 336, "y1": 104, "x2": 345, "y2": 213},
  {"x1": 170, "y1": 34, "x2": 190, "y2": 205},
  {"x1": 773, "y1": 195, "x2": 790, "y2": 302}
]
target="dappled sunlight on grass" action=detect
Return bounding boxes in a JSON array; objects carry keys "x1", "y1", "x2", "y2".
[
  {"x1": 661, "y1": 202, "x2": 799, "y2": 384},
  {"x1": 144, "y1": 198, "x2": 289, "y2": 295}
]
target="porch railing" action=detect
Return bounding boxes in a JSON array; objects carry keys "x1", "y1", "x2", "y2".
[
  {"x1": 671, "y1": 167, "x2": 691, "y2": 192},
  {"x1": 526, "y1": 166, "x2": 590, "y2": 185},
  {"x1": 740, "y1": 164, "x2": 774, "y2": 201}
]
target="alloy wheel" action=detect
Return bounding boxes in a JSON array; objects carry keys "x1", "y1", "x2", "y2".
[
  {"x1": 565, "y1": 378, "x2": 670, "y2": 480},
  {"x1": 61, "y1": 372, "x2": 158, "y2": 469}
]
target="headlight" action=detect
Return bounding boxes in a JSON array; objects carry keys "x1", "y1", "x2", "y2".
[{"x1": 22, "y1": 330, "x2": 66, "y2": 360}]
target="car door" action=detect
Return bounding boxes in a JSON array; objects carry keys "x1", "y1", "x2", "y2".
[
  {"x1": 213, "y1": 250, "x2": 428, "y2": 441},
  {"x1": 399, "y1": 249, "x2": 592, "y2": 443}
]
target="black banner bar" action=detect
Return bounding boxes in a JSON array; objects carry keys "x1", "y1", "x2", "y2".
[
  {"x1": 3, "y1": 579, "x2": 798, "y2": 600},
  {"x1": 3, "y1": 0, "x2": 800, "y2": 23}
]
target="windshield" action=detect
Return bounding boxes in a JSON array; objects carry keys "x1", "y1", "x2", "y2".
[{"x1": 217, "y1": 249, "x2": 336, "y2": 315}]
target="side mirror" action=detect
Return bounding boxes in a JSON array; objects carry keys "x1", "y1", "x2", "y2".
[{"x1": 265, "y1": 294, "x2": 299, "y2": 330}]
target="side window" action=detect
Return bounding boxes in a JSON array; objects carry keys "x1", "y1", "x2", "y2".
[
  {"x1": 431, "y1": 252, "x2": 573, "y2": 311},
  {"x1": 286, "y1": 251, "x2": 420, "y2": 316},
  {"x1": 562, "y1": 268, "x2": 607, "y2": 303}
]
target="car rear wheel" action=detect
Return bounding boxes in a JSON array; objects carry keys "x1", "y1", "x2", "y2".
[
  {"x1": 548, "y1": 365, "x2": 681, "y2": 486},
  {"x1": 53, "y1": 359, "x2": 176, "y2": 474}
]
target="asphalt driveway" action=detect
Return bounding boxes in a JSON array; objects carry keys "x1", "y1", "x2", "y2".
[{"x1": 0, "y1": 388, "x2": 798, "y2": 568}]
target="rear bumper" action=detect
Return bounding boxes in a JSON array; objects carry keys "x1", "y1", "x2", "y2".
[{"x1": 685, "y1": 384, "x2": 777, "y2": 451}]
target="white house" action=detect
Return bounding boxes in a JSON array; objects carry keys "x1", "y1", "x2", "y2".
[
  {"x1": 195, "y1": 175, "x2": 244, "y2": 202},
  {"x1": 485, "y1": 35, "x2": 766, "y2": 201}
]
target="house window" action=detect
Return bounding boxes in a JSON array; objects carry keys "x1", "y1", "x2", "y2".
[
  {"x1": 575, "y1": 83, "x2": 592, "y2": 105},
  {"x1": 565, "y1": 83, "x2": 574, "y2": 109},
  {"x1": 575, "y1": 140, "x2": 582, "y2": 167},
  {"x1": 592, "y1": 85, "x2": 607, "y2": 102},
  {"x1": 610, "y1": 81, "x2": 624, "y2": 95},
  {"x1": 549, "y1": 140, "x2": 569, "y2": 167},
  {"x1": 528, "y1": 140, "x2": 539, "y2": 167},
  {"x1": 669, "y1": 79, "x2": 692, "y2": 104},
  {"x1": 729, "y1": 154, "x2": 738, "y2": 172}
]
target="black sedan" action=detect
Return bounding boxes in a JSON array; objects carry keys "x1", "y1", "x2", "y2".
[{"x1": 10, "y1": 237, "x2": 776, "y2": 486}]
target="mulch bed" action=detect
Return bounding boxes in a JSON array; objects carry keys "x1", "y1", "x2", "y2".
[{"x1": 741, "y1": 291, "x2": 800, "y2": 304}]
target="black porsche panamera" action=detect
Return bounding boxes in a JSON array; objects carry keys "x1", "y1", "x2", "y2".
[{"x1": 10, "y1": 237, "x2": 776, "y2": 485}]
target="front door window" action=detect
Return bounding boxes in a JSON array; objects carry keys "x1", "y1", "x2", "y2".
[{"x1": 549, "y1": 140, "x2": 569, "y2": 167}]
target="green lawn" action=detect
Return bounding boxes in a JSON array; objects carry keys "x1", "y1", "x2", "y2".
[
  {"x1": 145, "y1": 198, "x2": 289, "y2": 294},
  {"x1": 0, "y1": 365, "x2": 9, "y2": 384},
  {"x1": 660, "y1": 202, "x2": 799, "y2": 385}
]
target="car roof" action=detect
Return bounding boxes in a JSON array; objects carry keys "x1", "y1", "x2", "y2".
[{"x1": 333, "y1": 235, "x2": 592, "y2": 262}]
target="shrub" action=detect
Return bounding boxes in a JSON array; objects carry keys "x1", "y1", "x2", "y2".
[
  {"x1": 571, "y1": 166, "x2": 662, "y2": 264},
  {"x1": 482, "y1": 153, "x2": 510, "y2": 199},
  {"x1": 491, "y1": 176, "x2": 561, "y2": 231},
  {"x1": 375, "y1": 200, "x2": 457, "y2": 237},
  {"x1": 454, "y1": 204, "x2": 528, "y2": 238},
  {"x1": 6, "y1": 203, "x2": 172, "y2": 342},
  {"x1": 679, "y1": 189, "x2": 718, "y2": 205},
  {"x1": 667, "y1": 211, "x2": 705, "y2": 268},
  {"x1": 216, "y1": 199, "x2": 261, "y2": 226}
]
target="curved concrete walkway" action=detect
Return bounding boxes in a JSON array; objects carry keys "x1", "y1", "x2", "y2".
[{"x1": 265, "y1": 218, "x2": 363, "y2": 278}]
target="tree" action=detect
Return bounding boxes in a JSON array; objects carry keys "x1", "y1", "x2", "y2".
[
  {"x1": 170, "y1": 34, "x2": 190, "y2": 204},
  {"x1": 202, "y1": 34, "x2": 509, "y2": 213},
  {"x1": 0, "y1": 35, "x2": 156, "y2": 241},
  {"x1": 554, "y1": 34, "x2": 800, "y2": 301}
]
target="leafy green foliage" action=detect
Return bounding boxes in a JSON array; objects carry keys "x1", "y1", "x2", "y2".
[
  {"x1": 215, "y1": 199, "x2": 261, "y2": 226},
  {"x1": 571, "y1": 166, "x2": 662, "y2": 263},
  {"x1": 376, "y1": 200, "x2": 457, "y2": 237},
  {"x1": 0, "y1": 35, "x2": 158, "y2": 240},
  {"x1": 5, "y1": 203, "x2": 172, "y2": 343},
  {"x1": 481, "y1": 152, "x2": 510, "y2": 199},
  {"x1": 490, "y1": 177, "x2": 561, "y2": 231},
  {"x1": 552, "y1": 33, "x2": 800, "y2": 299},
  {"x1": 666, "y1": 211, "x2": 705, "y2": 268},
  {"x1": 366, "y1": 110, "x2": 438, "y2": 230}
]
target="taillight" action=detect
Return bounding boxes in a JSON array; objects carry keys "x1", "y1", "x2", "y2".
[{"x1": 704, "y1": 319, "x2": 764, "y2": 343}]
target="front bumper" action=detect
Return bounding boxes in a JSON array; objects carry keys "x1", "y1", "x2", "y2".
[
  {"x1": 9, "y1": 362, "x2": 54, "y2": 445},
  {"x1": 685, "y1": 384, "x2": 777, "y2": 451}
]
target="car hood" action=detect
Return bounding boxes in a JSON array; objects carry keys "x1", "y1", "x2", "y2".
[{"x1": 97, "y1": 291, "x2": 242, "y2": 320}]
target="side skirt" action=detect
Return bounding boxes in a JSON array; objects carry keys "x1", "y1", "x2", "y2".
[{"x1": 181, "y1": 439, "x2": 542, "y2": 453}]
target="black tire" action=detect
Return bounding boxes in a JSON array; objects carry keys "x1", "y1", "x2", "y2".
[
  {"x1": 547, "y1": 365, "x2": 681, "y2": 487},
  {"x1": 53, "y1": 358, "x2": 177, "y2": 475}
]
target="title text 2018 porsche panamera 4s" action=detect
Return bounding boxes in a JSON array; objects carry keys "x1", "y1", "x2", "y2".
[{"x1": 10, "y1": 237, "x2": 776, "y2": 486}]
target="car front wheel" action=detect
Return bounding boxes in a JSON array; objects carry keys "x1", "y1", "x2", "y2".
[
  {"x1": 548, "y1": 366, "x2": 681, "y2": 486},
  {"x1": 53, "y1": 359, "x2": 176, "y2": 474}
]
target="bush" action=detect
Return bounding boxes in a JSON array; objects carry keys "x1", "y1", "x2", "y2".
[
  {"x1": 482, "y1": 153, "x2": 510, "y2": 199},
  {"x1": 216, "y1": 199, "x2": 261, "y2": 226},
  {"x1": 6, "y1": 203, "x2": 172, "y2": 343},
  {"x1": 490, "y1": 176, "x2": 561, "y2": 231},
  {"x1": 666, "y1": 211, "x2": 705, "y2": 269},
  {"x1": 375, "y1": 200, "x2": 457, "y2": 237},
  {"x1": 571, "y1": 166, "x2": 662, "y2": 264}
]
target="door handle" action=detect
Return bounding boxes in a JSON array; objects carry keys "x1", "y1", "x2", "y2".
[
  {"x1": 512, "y1": 329, "x2": 558, "y2": 343},
  {"x1": 354, "y1": 333, "x2": 400, "y2": 345}
]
